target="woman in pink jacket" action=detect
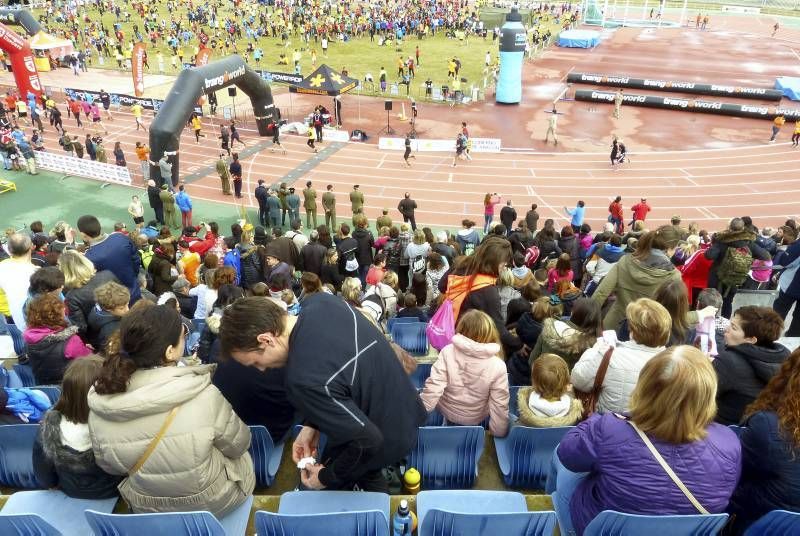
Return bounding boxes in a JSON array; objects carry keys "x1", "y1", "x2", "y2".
[
  {"x1": 421, "y1": 310, "x2": 510, "y2": 437},
  {"x1": 483, "y1": 193, "x2": 502, "y2": 234}
]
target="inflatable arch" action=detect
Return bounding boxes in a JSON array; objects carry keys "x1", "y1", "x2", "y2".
[
  {"x1": 0, "y1": 8, "x2": 43, "y2": 98},
  {"x1": 149, "y1": 54, "x2": 277, "y2": 186}
]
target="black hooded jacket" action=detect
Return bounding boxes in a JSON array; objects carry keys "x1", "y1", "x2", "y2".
[
  {"x1": 285, "y1": 293, "x2": 427, "y2": 488},
  {"x1": 32, "y1": 410, "x2": 121, "y2": 499},
  {"x1": 713, "y1": 342, "x2": 790, "y2": 425}
]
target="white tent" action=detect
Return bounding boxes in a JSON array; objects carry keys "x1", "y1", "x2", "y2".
[{"x1": 30, "y1": 32, "x2": 74, "y2": 58}]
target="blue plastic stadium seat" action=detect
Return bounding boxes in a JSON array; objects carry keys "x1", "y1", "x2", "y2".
[
  {"x1": 31, "y1": 386, "x2": 61, "y2": 405},
  {"x1": 256, "y1": 510, "x2": 389, "y2": 536},
  {"x1": 411, "y1": 362, "x2": 432, "y2": 389},
  {"x1": 248, "y1": 425, "x2": 285, "y2": 488},
  {"x1": 583, "y1": 510, "x2": 729, "y2": 536},
  {"x1": 417, "y1": 490, "x2": 555, "y2": 536},
  {"x1": 408, "y1": 426, "x2": 485, "y2": 489},
  {"x1": 392, "y1": 322, "x2": 429, "y2": 355},
  {"x1": 0, "y1": 424, "x2": 41, "y2": 489},
  {"x1": 85, "y1": 495, "x2": 253, "y2": 536},
  {"x1": 279, "y1": 491, "x2": 390, "y2": 519},
  {"x1": 744, "y1": 510, "x2": 800, "y2": 535},
  {"x1": 1, "y1": 490, "x2": 117, "y2": 536},
  {"x1": 387, "y1": 316, "x2": 420, "y2": 334},
  {"x1": 0, "y1": 514, "x2": 61, "y2": 535},
  {"x1": 495, "y1": 426, "x2": 573, "y2": 489},
  {"x1": 13, "y1": 364, "x2": 35, "y2": 387}
]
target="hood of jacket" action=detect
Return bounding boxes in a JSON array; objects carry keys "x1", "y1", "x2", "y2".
[
  {"x1": 450, "y1": 333, "x2": 500, "y2": 359},
  {"x1": 716, "y1": 228, "x2": 758, "y2": 245},
  {"x1": 24, "y1": 325, "x2": 78, "y2": 345},
  {"x1": 540, "y1": 318, "x2": 589, "y2": 356},
  {"x1": 39, "y1": 410, "x2": 98, "y2": 471},
  {"x1": 730, "y1": 343, "x2": 790, "y2": 383},
  {"x1": 511, "y1": 266, "x2": 531, "y2": 279},
  {"x1": 517, "y1": 387, "x2": 583, "y2": 427},
  {"x1": 88, "y1": 364, "x2": 216, "y2": 422},
  {"x1": 458, "y1": 228, "x2": 478, "y2": 240},
  {"x1": 616, "y1": 251, "x2": 676, "y2": 287},
  {"x1": 598, "y1": 244, "x2": 625, "y2": 263},
  {"x1": 88, "y1": 307, "x2": 120, "y2": 331}
]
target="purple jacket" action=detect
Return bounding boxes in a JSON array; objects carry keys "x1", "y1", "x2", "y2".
[{"x1": 558, "y1": 413, "x2": 741, "y2": 535}]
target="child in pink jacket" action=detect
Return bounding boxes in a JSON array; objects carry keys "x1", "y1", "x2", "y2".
[{"x1": 421, "y1": 310, "x2": 510, "y2": 437}]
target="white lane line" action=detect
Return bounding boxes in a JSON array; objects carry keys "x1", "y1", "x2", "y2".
[
  {"x1": 448, "y1": 173, "x2": 453, "y2": 183},
  {"x1": 529, "y1": 168, "x2": 536, "y2": 177},
  {"x1": 376, "y1": 153, "x2": 387, "y2": 169}
]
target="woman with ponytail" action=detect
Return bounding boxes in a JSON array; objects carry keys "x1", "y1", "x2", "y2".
[{"x1": 88, "y1": 304, "x2": 254, "y2": 517}]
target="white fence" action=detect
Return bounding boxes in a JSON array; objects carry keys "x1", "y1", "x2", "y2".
[{"x1": 35, "y1": 151, "x2": 132, "y2": 186}]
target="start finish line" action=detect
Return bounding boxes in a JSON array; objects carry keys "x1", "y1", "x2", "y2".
[{"x1": 378, "y1": 137, "x2": 502, "y2": 153}]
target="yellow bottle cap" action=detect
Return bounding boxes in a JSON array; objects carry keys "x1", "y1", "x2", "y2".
[{"x1": 404, "y1": 467, "x2": 421, "y2": 485}]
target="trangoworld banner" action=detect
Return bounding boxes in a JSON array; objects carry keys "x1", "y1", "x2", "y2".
[
  {"x1": 568, "y1": 73, "x2": 783, "y2": 102},
  {"x1": 576, "y1": 89, "x2": 800, "y2": 120},
  {"x1": 0, "y1": 8, "x2": 42, "y2": 36},
  {"x1": 149, "y1": 54, "x2": 276, "y2": 186}
]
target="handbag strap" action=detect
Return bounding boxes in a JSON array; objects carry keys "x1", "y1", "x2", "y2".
[
  {"x1": 128, "y1": 407, "x2": 179, "y2": 477},
  {"x1": 627, "y1": 420, "x2": 709, "y2": 515},
  {"x1": 590, "y1": 346, "x2": 614, "y2": 396}
]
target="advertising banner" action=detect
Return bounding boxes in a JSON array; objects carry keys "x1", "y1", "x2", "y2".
[
  {"x1": 64, "y1": 88, "x2": 202, "y2": 116},
  {"x1": 568, "y1": 72, "x2": 783, "y2": 102},
  {"x1": 575, "y1": 89, "x2": 800, "y2": 120},
  {"x1": 132, "y1": 42, "x2": 146, "y2": 97},
  {"x1": 35, "y1": 151, "x2": 132, "y2": 185}
]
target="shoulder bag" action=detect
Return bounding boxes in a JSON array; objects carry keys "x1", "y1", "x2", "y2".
[
  {"x1": 576, "y1": 346, "x2": 614, "y2": 420},
  {"x1": 118, "y1": 407, "x2": 180, "y2": 496},
  {"x1": 628, "y1": 420, "x2": 710, "y2": 515}
]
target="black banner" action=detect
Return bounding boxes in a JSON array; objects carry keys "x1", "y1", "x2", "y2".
[
  {"x1": 64, "y1": 88, "x2": 202, "y2": 116},
  {"x1": 568, "y1": 72, "x2": 783, "y2": 102},
  {"x1": 575, "y1": 90, "x2": 800, "y2": 120}
]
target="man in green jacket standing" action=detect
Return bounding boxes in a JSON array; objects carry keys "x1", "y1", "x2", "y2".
[
  {"x1": 303, "y1": 180, "x2": 318, "y2": 229},
  {"x1": 278, "y1": 182, "x2": 289, "y2": 226},
  {"x1": 216, "y1": 153, "x2": 231, "y2": 195},
  {"x1": 322, "y1": 184, "x2": 337, "y2": 230},
  {"x1": 159, "y1": 184, "x2": 178, "y2": 228},
  {"x1": 350, "y1": 184, "x2": 364, "y2": 224}
]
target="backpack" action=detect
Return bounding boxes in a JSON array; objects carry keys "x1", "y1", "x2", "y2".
[
  {"x1": 555, "y1": 278, "x2": 582, "y2": 301},
  {"x1": 385, "y1": 238, "x2": 402, "y2": 266},
  {"x1": 463, "y1": 241, "x2": 476, "y2": 256},
  {"x1": 717, "y1": 245, "x2": 753, "y2": 294},
  {"x1": 411, "y1": 254, "x2": 426, "y2": 274},
  {"x1": 523, "y1": 245, "x2": 540, "y2": 268},
  {"x1": 343, "y1": 246, "x2": 359, "y2": 272}
]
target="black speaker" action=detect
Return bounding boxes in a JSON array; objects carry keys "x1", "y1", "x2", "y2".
[
  {"x1": 228, "y1": 87, "x2": 237, "y2": 97},
  {"x1": 384, "y1": 100, "x2": 392, "y2": 111}
]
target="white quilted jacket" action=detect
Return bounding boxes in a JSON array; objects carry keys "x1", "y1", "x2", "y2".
[{"x1": 571, "y1": 340, "x2": 665, "y2": 414}]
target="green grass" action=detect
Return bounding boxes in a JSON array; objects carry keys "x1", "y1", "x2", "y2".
[{"x1": 32, "y1": 5, "x2": 561, "y2": 101}]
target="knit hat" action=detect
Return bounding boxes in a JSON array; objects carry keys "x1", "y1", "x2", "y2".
[
  {"x1": 254, "y1": 226, "x2": 268, "y2": 245},
  {"x1": 172, "y1": 278, "x2": 190, "y2": 291}
]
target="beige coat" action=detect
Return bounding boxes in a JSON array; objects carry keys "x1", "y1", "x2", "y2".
[{"x1": 88, "y1": 365, "x2": 254, "y2": 516}]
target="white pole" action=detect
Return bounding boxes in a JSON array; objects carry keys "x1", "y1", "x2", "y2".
[
  {"x1": 611, "y1": 0, "x2": 617, "y2": 19},
  {"x1": 642, "y1": 0, "x2": 648, "y2": 20},
  {"x1": 680, "y1": 0, "x2": 688, "y2": 26},
  {"x1": 623, "y1": 0, "x2": 629, "y2": 26},
  {"x1": 601, "y1": 0, "x2": 609, "y2": 27}
]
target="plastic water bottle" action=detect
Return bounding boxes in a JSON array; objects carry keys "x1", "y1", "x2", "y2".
[
  {"x1": 496, "y1": 7, "x2": 527, "y2": 104},
  {"x1": 392, "y1": 499, "x2": 413, "y2": 536}
]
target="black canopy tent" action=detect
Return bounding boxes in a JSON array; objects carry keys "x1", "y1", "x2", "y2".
[{"x1": 288, "y1": 64, "x2": 358, "y2": 96}]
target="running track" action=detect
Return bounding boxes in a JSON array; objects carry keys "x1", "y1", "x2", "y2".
[{"x1": 36, "y1": 107, "x2": 797, "y2": 232}]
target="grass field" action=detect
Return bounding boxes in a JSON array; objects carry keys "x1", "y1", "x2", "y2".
[{"x1": 32, "y1": 4, "x2": 561, "y2": 101}]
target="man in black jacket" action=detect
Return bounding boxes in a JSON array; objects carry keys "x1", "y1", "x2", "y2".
[
  {"x1": 254, "y1": 180, "x2": 270, "y2": 227},
  {"x1": 220, "y1": 294, "x2": 426, "y2": 491},
  {"x1": 300, "y1": 230, "x2": 327, "y2": 276},
  {"x1": 146, "y1": 179, "x2": 164, "y2": 225},
  {"x1": 397, "y1": 192, "x2": 418, "y2": 231},
  {"x1": 499, "y1": 200, "x2": 517, "y2": 236}
]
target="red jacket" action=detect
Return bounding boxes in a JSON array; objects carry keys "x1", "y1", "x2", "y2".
[
  {"x1": 609, "y1": 202, "x2": 623, "y2": 220},
  {"x1": 631, "y1": 202, "x2": 651, "y2": 222},
  {"x1": 680, "y1": 249, "x2": 713, "y2": 293}
]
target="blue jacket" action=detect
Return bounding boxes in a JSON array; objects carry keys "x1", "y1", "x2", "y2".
[
  {"x1": 777, "y1": 240, "x2": 800, "y2": 298},
  {"x1": 729, "y1": 410, "x2": 800, "y2": 533},
  {"x1": 4, "y1": 388, "x2": 51, "y2": 423},
  {"x1": 565, "y1": 206, "x2": 585, "y2": 227},
  {"x1": 175, "y1": 191, "x2": 193, "y2": 213},
  {"x1": 84, "y1": 233, "x2": 142, "y2": 302},
  {"x1": 223, "y1": 249, "x2": 241, "y2": 285}
]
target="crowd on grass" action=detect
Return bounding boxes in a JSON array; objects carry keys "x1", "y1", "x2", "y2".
[{"x1": 0, "y1": 192, "x2": 798, "y2": 534}]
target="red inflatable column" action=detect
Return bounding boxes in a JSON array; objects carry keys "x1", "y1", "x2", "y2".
[{"x1": 0, "y1": 22, "x2": 42, "y2": 98}]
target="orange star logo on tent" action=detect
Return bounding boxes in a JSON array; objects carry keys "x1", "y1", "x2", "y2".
[{"x1": 309, "y1": 74, "x2": 325, "y2": 87}]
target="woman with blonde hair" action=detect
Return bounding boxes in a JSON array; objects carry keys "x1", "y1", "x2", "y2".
[
  {"x1": 421, "y1": 310, "x2": 510, "y2": 437},
  {"x1": 728, "y1": 347, "x2": 800, "y2": 533},
  {"x1": 572, "y1": 298, "x2": 671, "y2": 414},
  {"x1": 59, "y1": 250, "x2": 119, "y2": 336},
  {"x1": 555, "y1": 346, "x2": 741, "y2": 535}
]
